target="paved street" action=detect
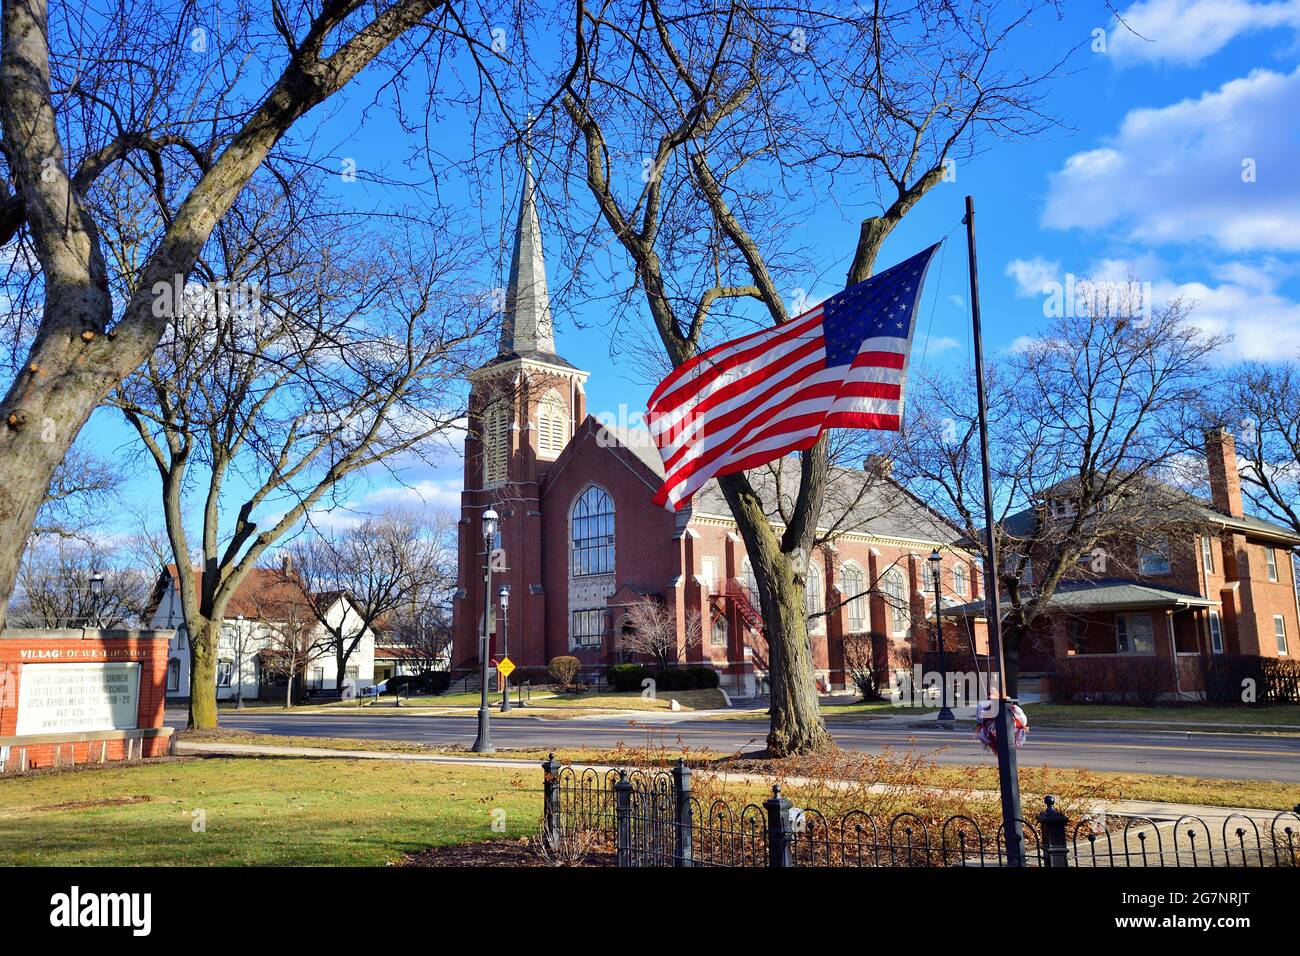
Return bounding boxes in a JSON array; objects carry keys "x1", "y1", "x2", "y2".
[{"x1": 188, "y1": 709, "x2": 1300, "y2": 783}]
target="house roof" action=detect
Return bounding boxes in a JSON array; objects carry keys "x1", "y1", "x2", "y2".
[
  {"x1": 947, "y1": 578, "x2": 1218, "y2": 617},
  {"x1": 146, "y1": 564, "x2": 319, "y2": 623},
  {"x1": 586, "y1": 425, "x2": 965, "y2": 545},
  {"x1": 998, "y1": 475, "x2": 1300, "y2": 546}
]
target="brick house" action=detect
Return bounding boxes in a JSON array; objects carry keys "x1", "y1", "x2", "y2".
[
  {"x1": 450, "y1": 165, "x2": 987, "y2": 694},
  {"x1": 949, "y1": 428, "x2": 1300, "y2": 691}
]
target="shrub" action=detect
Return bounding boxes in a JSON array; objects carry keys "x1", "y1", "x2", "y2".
[
  {"x1": 608, "y1": 663, "x2": 652, "y2": 692},
  {"x1": 1049, "y1": 656, "x2": 1175, "y2": 705},
  {"x1": 384, "y1": 671, "x2": 452, "y2": 696},
  {"x1": 511, "y1": 665, "x2": 553, "y2": 686},
  {"x1": 1200, "y1": 654, "x2": 1300, "y2": 705},
  {"x1": 650, "y1": 668, "x2": 693, "y2": 691},
  {"x1": 844, "y1": 634, "x2": 890, "y2": 701},
  {"x1": 686, "y1": 666, "x2": 720, "y2": 689},
  {"x1": 548, "y1": 655, "x2": 581, "y2": 689}
]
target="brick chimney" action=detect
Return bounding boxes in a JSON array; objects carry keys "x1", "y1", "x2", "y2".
[{"x1": 1204, "y1": 428, "x2": 1243, "y2": 518}]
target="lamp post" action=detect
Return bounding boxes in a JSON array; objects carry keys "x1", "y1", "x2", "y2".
[
  {"x1": 498, "y1": 585, "x2": 511, "y2": 712},
  {"x1": 929, "y1": 549, "x2": 956, "y2": 723},
  {"x1": 472, "y1": 508, "x2": 498, "y2": 753},
  {"x1": 88, "y1": 572, "x2": 105, "y2": 628}
]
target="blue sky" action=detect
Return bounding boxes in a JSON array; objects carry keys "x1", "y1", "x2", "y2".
[{"x1": 79, "y1": 0, "x2": 1300, "y2": 551}]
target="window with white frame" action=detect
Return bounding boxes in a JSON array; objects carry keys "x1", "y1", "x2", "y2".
[
  {"x1": 700, "y1": 556, "x2": 718, "y2": 593},
  {"x1": 308, "y1": 667, "x2": 325, "y2": 690},
  {"x1": 1208, "y1": 610, "x2": 1224, "y2": 654},
  {"x1": 1139, "y1": 535, "x2": 1171, "y2": 575},
  {"x1": 953, "y1": 562, "x2": 969, "y2": 596},
  {"x1": 741, "y1": 558, "x2": 758, "y2": 603},
  {"x1": 841, "y1": 563, "x2": 867, "y2": 632},
  {"x1": 571, "y1": 486, "x2": 615, "y2": 576},
  {"x1": 1275, "y1": 615, "x2": 1289, "y2": 655},
  {"x1": 217, "y1": 658, "x2": 234, "y2": 687},
  {"x1": 1266, "y1": 547, "x2": 1279, "y2": 582},
  {"x1": 483, "y1": 405, "x2": 509, "y2": 485},
  {"x1": 572, "y1": 609, "x2": 606, "y2": 648},
  {"x1": 537, "y1": 391, "x2": 567, "y2": 458},
  {"x1": 1115, "y1": 614, "x2": 1155, "y2": 655},
  {"x1": 1201, "y1": 535, "x2": 1214, "y2": 574},
  {"x1": 711, "y1": 615, "x2": 728, "y2": 647},
  {"x1": 882, "y1": 567, "x2": 908, "y2": 635},
  {"x1": 922, "y1": 558, "x2": 940, "y2": 595},
  {"x1": 805, "y1": 562, "x2": 824, "y2": 629},
  {"x1": 167, "y1": 658, "x2": 181, "y2": 692},
  {"x1": 1048, "y1": 498, "x2": 1077, "y2": 519}
]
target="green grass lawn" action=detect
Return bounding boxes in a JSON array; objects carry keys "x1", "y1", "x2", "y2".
[
  {"x1": 0, "y1": 757, "x2": 541, "y2": 866},
  {"x1": 1023, "y1": 702, "x2": 1300, "y2": 732}
]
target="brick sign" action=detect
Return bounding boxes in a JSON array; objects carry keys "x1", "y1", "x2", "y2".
[{"x1": 15, "y1": 662, "x2": 141, "y2": 735}]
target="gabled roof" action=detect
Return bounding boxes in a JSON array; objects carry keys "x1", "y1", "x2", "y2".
[
  {"x1": 1000, "y1": 474, "x2": 1300, "y2": 545},
  {"x1": 146, "y1": 564, "x2": 332, "y2": 624},
  {"x1": 947, "y1": 578, "x2": 1218, "y2": 617},
  {"x1": 569, "y1": 424, "x2": 966, "y2": 545}
]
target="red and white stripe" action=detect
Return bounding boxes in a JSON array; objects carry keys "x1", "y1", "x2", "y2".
[{"x1": 647, "y1": 304, "x2": 909, "y2": 511}]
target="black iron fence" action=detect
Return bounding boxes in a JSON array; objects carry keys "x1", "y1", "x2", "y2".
[{"x1": 540, "y1": 755, "x2": 1300, "y2": 868}]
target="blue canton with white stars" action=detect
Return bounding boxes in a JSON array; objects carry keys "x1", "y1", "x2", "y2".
[{"x1": 822, "y1": 244, "x2": 939, "y2": 368}]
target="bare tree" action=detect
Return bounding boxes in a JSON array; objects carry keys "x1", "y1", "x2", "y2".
[
  {"x1": 252, "y1": 587, "x2": 325, "y2": 709},
  {"x1": 551, "y1": 0, "x2": 1065, "y2": 753},
  {"x1": 0, "y1": 0, "x2": 482, "y2": 631},
  {"x1": 382, "y1": 603, "x2": 454, "y2": 678},
  {"x1": 895, "y1": 302, "x2": 1223, "y2": 694},
  {"x1": 1215, "y1": 361, "x2": 1300, "y2": 537},
  {"x1": 620, "y1": 596, "x2": 702, "y2": 670},
  {"x1": 32, "y1": 446, "x2": 118, "y2": 540},
  {"x1": 287, "y1": 509, "x2": 458, "y2": 693},
  {"x1": 111, "y1": 191, "x2": 489, "y2": 728},
  {"x1": 10, "y1": 540, "x2": 149, "y2": 628}
]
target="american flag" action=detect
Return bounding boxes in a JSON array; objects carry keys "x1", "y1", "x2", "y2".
[{"x1": 647, "y1": 243, "x2": 940, "y2": 511}]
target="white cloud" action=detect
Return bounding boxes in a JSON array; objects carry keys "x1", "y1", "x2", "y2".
[
  {"x1": 1044, "y1": 67, "x2": 1300, "y2": 251},
  {"x1": 918, "y1": 334, "x2": 960, "y2": 357},
  {"x1": 305, "y1": 476, "x2": 463, "y2": 531},
  {"x1": 1108, "y1": 0, "x2": 1300, "y2": 66},
  {"x1": 1149, "y1": 270, "x2": 1300, "y2": 361},
  {"x1": 1005, "y1": 257, "x2": 1062, "y2": 297}
]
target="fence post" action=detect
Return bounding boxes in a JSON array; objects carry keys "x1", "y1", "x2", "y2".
[
  {"x1": 540, "y1": 752, "x2": 561, "y2": 853},
  {"x1": 614, "y1": 770, "x2": 634, "y2": 867},
  {"x1": 765, "y1": 785, "x2": 796, "y2": 868},
  {"x1": 1037, "y1": 795, "x2": 1069, "y2": 868},
  {"x1": 673, "y1": 757, "x2": 693, "y2": 868}
]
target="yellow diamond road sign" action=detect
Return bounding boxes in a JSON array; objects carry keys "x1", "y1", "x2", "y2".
[{"x1": 497, "y1": 657, "x2": 516, "y2": 678}]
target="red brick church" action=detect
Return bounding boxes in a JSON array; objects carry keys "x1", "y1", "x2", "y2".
[{"x1": 450, "y1": 165, "x2": 986, "y2": 694}]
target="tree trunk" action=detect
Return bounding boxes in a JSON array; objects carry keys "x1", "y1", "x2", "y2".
[
  {"x1": 763, "y1": 564, "x2": 832, "y2": 755},
  {"x1": 187, "y1": 620, "x2": 219, "y2": 729},
  {"x1": 719, "y1": 474, "x2": 832, "y2": 756}
]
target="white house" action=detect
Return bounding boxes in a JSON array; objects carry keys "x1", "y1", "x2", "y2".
[{"x1": 146, "y1": 564, "x2": 376, "y2": 701}]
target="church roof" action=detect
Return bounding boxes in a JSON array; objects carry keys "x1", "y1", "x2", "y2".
[
  {"x1": 593, "y1": 425, "x2": 964, "y2": 545},
  {"x1": 498, "y1": 159, "x2": 558, "y2": 359}
]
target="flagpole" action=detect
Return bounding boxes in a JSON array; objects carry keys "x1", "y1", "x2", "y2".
[{"x1": 963, "y1": 195, "x2": 1026, "y2": 866}]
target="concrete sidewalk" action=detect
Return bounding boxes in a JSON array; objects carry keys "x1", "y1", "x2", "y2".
[{"x1": 175, "y1": 738, "x2": 1295, "y2": 823}]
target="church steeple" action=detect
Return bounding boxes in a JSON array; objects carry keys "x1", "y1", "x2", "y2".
[{"x1": 499, "y1": 158, "x2": 556, "y2": 358}]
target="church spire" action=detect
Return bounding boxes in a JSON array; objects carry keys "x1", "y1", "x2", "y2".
[{"x1": 499, "y1": 156, "x2": 556, "y2": 357}]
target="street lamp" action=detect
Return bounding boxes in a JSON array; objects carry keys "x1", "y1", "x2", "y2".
[
  {"x1": 88, "y1": 572, "x2": 105, "y2": 628},
  {"x1": 472, "y1": 508, "x2": 498, "y2": 753},
  {"x1": 498, "y1": 585, "x2": 511, "y2": 712},
  {"x1": 929, "y1": 549, "x2": 955, "y2": 723}
]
